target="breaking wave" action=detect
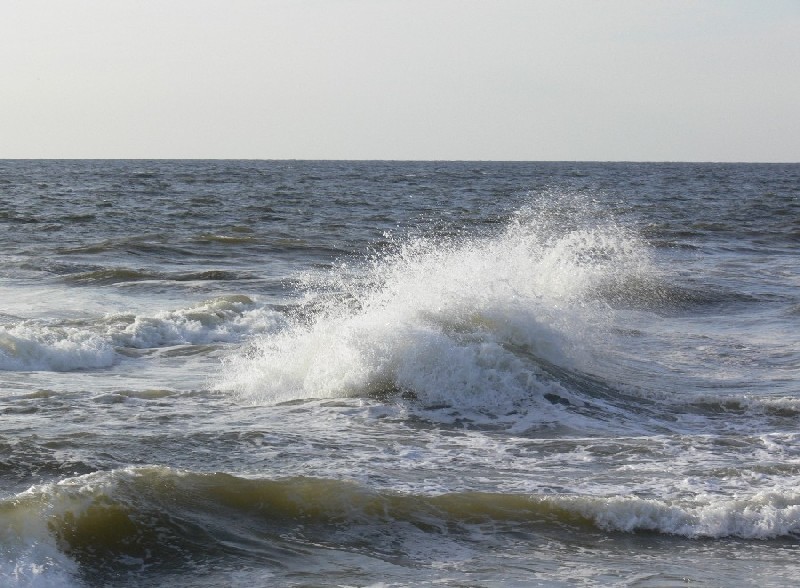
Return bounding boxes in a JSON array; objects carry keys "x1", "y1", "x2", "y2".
[
  {"x1": 3, "y1": 466, "x2": 799, "y2": 587},
  {"x1": 219, "y1": 202, "x2": 658, "y2": 422}
]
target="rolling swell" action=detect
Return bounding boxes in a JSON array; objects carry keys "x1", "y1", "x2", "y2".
[
  {"x1": 3, "y1": 467, "x2": 799, "y2": 585},
  {"x1": 60, "y1": 268, "x2": 257, "y2": 285}
]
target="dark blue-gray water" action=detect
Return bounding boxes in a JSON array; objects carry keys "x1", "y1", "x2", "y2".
[{"x1": 1, "y1": 160, "x2": 799, "y2": 587}]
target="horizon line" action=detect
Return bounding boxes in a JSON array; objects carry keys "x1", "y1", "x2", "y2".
[{"x1": 2, "y1": 157, "x2": 798, "y2": 164}]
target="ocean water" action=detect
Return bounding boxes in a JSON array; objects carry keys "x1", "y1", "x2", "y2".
[{"x1": 0, "y1": 160, "x2": 798, "y2": 587}]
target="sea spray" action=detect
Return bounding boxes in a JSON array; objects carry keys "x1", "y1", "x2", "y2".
[{"x1": 220, "y1": 199, "x2": 654, "y2": 416}]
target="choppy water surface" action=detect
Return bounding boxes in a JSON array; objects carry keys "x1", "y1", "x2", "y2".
[{"x1": 1, "y1": 160, "x2": 799, "y2": 587}]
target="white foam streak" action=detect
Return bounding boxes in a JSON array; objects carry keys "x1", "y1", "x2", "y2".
[{"x1": 0, "y1": 545, "x2": 81, "y2": 588}]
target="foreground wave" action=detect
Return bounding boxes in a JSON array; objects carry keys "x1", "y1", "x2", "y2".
[{"x1": 3, "y1": 466, "x2": 798, "y2": 586}]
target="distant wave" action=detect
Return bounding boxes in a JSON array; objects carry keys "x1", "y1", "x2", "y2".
[{"x1": 593, "y1": 276, "x2": 758, "y2": 313}]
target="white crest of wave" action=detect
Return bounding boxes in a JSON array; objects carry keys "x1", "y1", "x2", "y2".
[
  {"x1": 542, "y1": 491, "x2": 800, "y2": 539},
  {"x1": 220, "y1": 202, "x2": 651, "y2": 411}
]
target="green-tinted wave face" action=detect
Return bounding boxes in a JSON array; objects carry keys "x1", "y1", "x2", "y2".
[
  {"x1": 38, "y1": 468, "x2": 588, "y2": 547},
  {"x1": 5, "y1": 466, "x2": 799, "y2": 585},
  {"x1": 5, "y1": 467, "x2": 600, "y2": 582}
]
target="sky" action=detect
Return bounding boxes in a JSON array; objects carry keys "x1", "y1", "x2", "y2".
[{"x1": 1, "y1": 0, "x2": 798, "y2": 161}]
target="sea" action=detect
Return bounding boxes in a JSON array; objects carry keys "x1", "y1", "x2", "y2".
[{"x1": 0, "y1": 160, "x2": 798, "y2": 587}]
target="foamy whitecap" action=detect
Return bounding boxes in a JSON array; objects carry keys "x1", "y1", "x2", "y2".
[
  {"x1": 0, "y1": 324, "x2": 115, "y2": 372},
  {"x1": 0, "y1": 469, "x2": 149, "y2": 588},
  {"x1": 105, "y1": 295, "x2": 280, "y2": 349},
  {"x1": 0, "y1": 296, "x2": 281, "y2": 372}
]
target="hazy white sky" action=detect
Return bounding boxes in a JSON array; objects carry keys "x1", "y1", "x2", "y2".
[{"x1": 2, "y1": 0, "x2": 798, "y2": 161}]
